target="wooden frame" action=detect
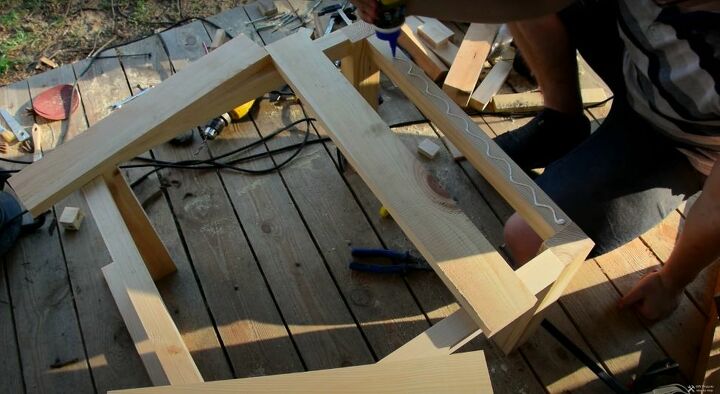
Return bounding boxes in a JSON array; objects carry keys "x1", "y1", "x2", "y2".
[
  {"x1": 7, "y1": 22, "x2": 593, "y2": 386},
  {"x1": 110, "y1": 351, "x2": 493, "y2": 393}
]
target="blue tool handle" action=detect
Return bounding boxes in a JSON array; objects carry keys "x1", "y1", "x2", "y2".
[
  {"x1": 351, "y1": 248, "x2": 408, "y2": 260},
  {"x1": 349, "y1": 262, "x2": 407, "y2": 274}
]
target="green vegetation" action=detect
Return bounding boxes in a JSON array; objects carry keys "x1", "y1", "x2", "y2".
[
  {"x1": 0, "y1": 10, "x2": 34, "y2": 76},
  {"x1": 0, "y1": 0, "x2": 244, "y2": 85}
]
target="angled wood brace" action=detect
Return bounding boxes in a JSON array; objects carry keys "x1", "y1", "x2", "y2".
[{"x1": 6, "y1": 21, "x2": 592, "y2": 386}]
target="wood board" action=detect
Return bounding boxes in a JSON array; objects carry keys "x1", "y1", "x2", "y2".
[
  {"x1": 266, "y1": 32, "x2": 536, "y2": 337},
  {"x1": 367, "y1": 34, "x2": 568, "y2": 240},
  {"x1": 398, "y1": 16, "x2": 448, "y2": 82},
  {"x1": 83, "y1": 177, "x2": 202, "y2": 386},
  {"x1": 443, "y1": 23, "x2": 498, "y2": 107},
  {"x1": 8, "y1": 26, "x2": 362, "y2": 216},
  {"x1": 110, "y1": 351, "x2": 493, "y2": 393}
]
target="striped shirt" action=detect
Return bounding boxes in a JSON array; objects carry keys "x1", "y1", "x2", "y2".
[{"x1": 617, "y1": 0, "x2": 720, "y2": 176}]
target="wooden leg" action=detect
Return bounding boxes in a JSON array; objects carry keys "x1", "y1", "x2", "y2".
[
  {"x1": 342, "y1": 39, "x2": 380, "y2": 109},
  {"x1": 381, "y1": 245, "x2": 574, "y2": 361},
  {"x1": 82, "y1": 177, "x2": 202, "y2": 385},
  {"x1": 493, "y1": 223, "x2": 594, "y2": 353},
  {"x1": 103, "y1": 168, "x2": 176, "y2": 281}
]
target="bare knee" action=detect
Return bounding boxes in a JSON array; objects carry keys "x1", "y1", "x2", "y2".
[{"x1": 503, "y1": 214, "x2": 543, "y2": 267}]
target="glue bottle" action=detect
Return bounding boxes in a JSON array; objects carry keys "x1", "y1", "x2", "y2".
[{"x1": 373, "y1": 0, "x2": 406, "y2": 57}]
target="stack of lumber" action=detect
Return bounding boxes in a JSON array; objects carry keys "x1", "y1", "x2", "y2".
[{"x1": 397, "y1": 19, "x2": 608, "y2": 113}]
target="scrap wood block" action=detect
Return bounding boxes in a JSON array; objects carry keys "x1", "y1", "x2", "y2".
[
  {"x1": 469, "y1": 48, "x2": 515, "y2": 112},
  {"x1": 398, "y1": 16, "x2": 448, "y2": 82},
  {"x1": 109, "y1": 351, "x2": 493, "y2": 393},
  {"x1": 257, "y1": 0, "x2": 278, "y2": 16},
  {"x1": 443, "y1": 23, "x2": 498, "y2": 107},
  {"x1": 39, "y1": 56, "x2": 59, "y2": 69},
  {"x1": 415, "y1": 16, "x2": 460, "y2": 66},
  {"x1": 208, "y1": 29, "x2": 229, "y2": 51},
  {"x1": 488, "y1": 88, "x2": 608, "y2": 113},
  {"x1": 430, "y1": 41, "x2": 459, "y2": 67},
  {"x1": 59, "y1": 206, "x2": 84, "y2": 231},
  {"x1": 417, "y1": 18, "x2": 454, "y2": 48},
  {"x1": 417, "y1": 138, "x2": 441, "y2": 159}
]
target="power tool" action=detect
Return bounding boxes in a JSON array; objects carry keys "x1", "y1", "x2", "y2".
[
  {"x1": 200, "y1": 100, "x2": 255, "y2": 141},
  {"x1": 373, "y1": 0, "x2": 406, "y2": 57}
]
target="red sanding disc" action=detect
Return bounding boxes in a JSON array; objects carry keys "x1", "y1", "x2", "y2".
[{"x1": 33, "y1": 84, "x2": 80, "y2": 121}]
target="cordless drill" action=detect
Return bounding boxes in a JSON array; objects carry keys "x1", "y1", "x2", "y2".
[{"x1": 373, "y1": 0, "x2": 406, "y2": 57}]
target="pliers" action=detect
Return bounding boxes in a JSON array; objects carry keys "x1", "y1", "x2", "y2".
[{"x1": 348, "y1": 248, "x2": 433, "y2": 274}]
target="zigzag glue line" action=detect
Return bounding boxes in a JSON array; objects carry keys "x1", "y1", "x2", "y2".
[{"x1": 394, "y1": 58, "x2": 566, "y2": 225}]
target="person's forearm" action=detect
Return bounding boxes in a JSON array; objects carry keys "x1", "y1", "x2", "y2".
[
  {"x1": 660, "y1": 163, "x2": 720, "y2": 291},
  {"x1": 405, "y1": 0, "x2": 574, "y2": 23}
]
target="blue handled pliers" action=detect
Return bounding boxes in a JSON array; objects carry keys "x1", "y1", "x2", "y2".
[{"x1": 348, "y1": 248, "x2": 433, "y2": 274}]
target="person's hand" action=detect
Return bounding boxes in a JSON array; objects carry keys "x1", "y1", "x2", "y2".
[
  {"x1": 350, "y1": 0, "x2": 378, "y2": 24},
  {"x1": 618, "y1": 270, "x2": 682, "y2": 321}
]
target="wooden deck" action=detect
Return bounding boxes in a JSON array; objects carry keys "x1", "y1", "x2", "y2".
[{"x1": 0, "y1": 2, "x2": 713, "y2": 393}]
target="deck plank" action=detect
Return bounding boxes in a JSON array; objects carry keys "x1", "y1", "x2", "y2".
[
  {"x1": 173, "y1": 17, "x2": 375, "y2": 370},
  {"x1": 521, "y1": 305, "x2": 609, "y2": 393},
  {"x1": 210, "y1": 108, "x2": 376, "y2": 369},
  {"x1": 0, "y1": 263, "x2": 23, "y2": 393},
  {"x1": 124, "y1": 29, "x2": 303, "y2": 377},
  {"x1": 595, "y1": 239, "x2": 706, "y2": 378},
  {"x1": 247, "y1": 99, "x2": 429, "y2": 359},
  {"x1": 1, "y1": 80, "x2": 95, "y2": 393},
  {"x1": 560, "y1": 260, "x2": 667, "y2": 384},
  {"x1": 640, "y1": 211, "x2": 717, "y2": 318},
  {"x1": 73, "y1": 48, "x2": 235, "y2": 382},
  {"x1": 27, "y1": 64, "x2": 154, "y2": 391}
]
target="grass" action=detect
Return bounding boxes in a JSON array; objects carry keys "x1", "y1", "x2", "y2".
[
  {"x1": 0, "y1": 10, "x2": 34, "y2": 76},
  {"x1": 0, "y1": 0, "x2": 249, "y2": 85}
]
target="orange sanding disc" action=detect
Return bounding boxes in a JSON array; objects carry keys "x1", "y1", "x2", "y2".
[{"x1": 33, "y1": 84, "x2": 80, "y2": 121}]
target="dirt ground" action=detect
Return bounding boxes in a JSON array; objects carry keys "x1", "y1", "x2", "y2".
[{"x1": 0, "y1": 0, "x2": 254, "y2": 86}]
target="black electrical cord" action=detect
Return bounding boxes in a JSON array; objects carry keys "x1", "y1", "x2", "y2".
[
  {"x1": 0, "y1": 116, "x2": 320, "y2": 190},
  {"x1": 0, "y1": 118, "x2": 321, "y2": 184},
  {"x1": 75, "y1": 16, "x2": 226, "y2": 81},
  {"x1": 124, "y1": 117, "x2": 318, "y2": 187},
  {"x1": 541, "y1": 319, "x2": 630, "y2": 393}
]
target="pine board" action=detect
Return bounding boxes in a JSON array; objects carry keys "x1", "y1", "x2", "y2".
[
  {"x1": 111, "y1": 351, "x2": 493, "y2": 394},
  {"x1": 443, "y1": 23, "x2": 497, "y2": 107},
  {"x1": 135, "y1": 29, "x2": 303, "y2": 377},
  {"x1": 83, "y1": 176, "x2": 202, "y2": 386}
]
